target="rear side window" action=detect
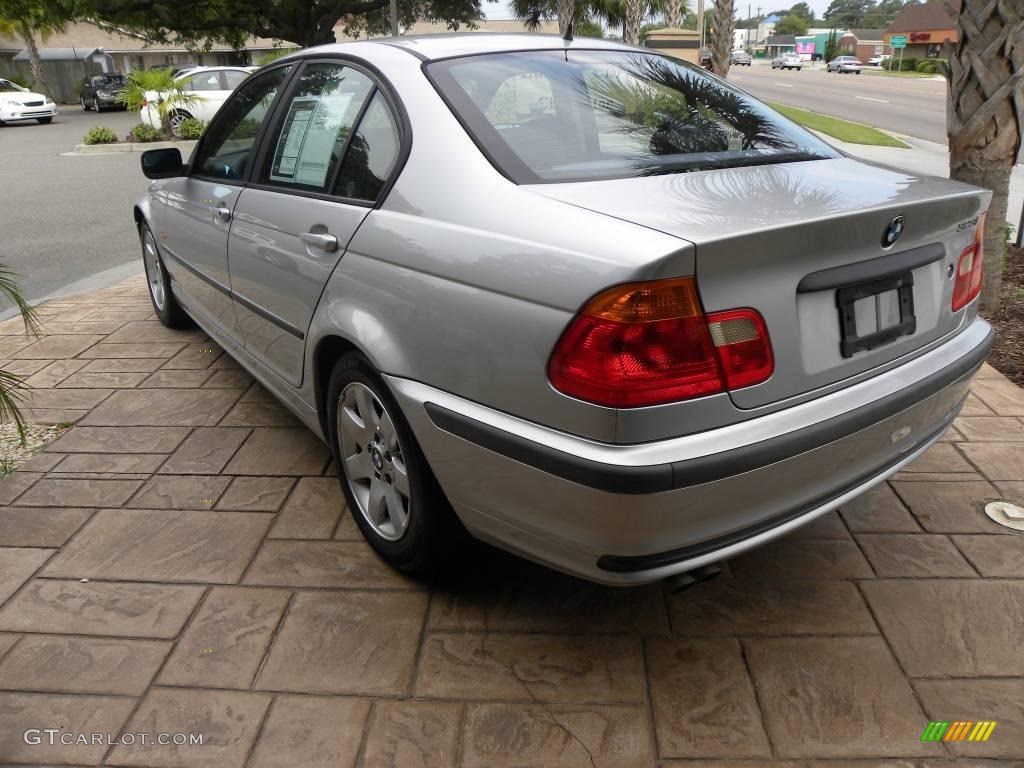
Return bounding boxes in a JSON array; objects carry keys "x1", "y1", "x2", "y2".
[
  {"x1": 428, "y1": 50, "x2": 839, "y2": 183},
  {"x1": 334, "y1": 92, "x2": 400, "y2": 201},
  {"x1": 223, "y1": 70, "x2": 250, "y2": 89},
  {"x1": 261, "y1": 63, "x2": 373, "y2": 193}
]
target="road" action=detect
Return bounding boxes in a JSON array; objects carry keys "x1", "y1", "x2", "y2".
[
  {"x1": 0, "y1": 107, "x2": 147, "y2": 318},
  {"x1": 728, "y1": 61, "x2": 948, "y2": 144}
]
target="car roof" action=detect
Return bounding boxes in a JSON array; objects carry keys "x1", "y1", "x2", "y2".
[
  {"x1": 176, "y1": 65, "x2": 255, "y2": 78},
  {"x1": 304, "y1": 33, "x2": 639, "y2": 62}
]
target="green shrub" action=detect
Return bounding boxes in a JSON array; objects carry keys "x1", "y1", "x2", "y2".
[
  {"x1": 896, "y1": 57, "x2": 919, "y2": 71},
  {"x1": 915, "y1": 59, "x2": 938, "y2": 74},
  {"x1": 6, "y1": 74, "x2": 34, "y2": 90},
  {"x1": 83, "y1": 125, "x2": 118, "y2": 145},
  {"x1": 131, "y1": 122, "x2": 164, "y2": 142},
  {"x1": 176, "y1": 117, "x2": 206, "y2": 139}
]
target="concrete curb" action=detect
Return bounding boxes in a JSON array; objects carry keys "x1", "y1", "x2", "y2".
[{"x1": 70, "y1": 139, "x2": 198, "y2": 156}]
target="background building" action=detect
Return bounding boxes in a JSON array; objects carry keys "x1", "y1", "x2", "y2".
[
  {"x1": 838, "y1": 28, "x2": 886, "y2": 60},
  {"x1": 884, "y1": 1, "x2": 958, "y2": 58}
]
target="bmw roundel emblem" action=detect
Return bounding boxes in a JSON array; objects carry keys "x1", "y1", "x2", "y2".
[{"x1": 882, "y1": 216, "x2": 904, "y2": 247}]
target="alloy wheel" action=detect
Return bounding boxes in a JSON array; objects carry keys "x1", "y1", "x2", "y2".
[
  {"x1": 337, "y1": 382, "x2": 411, "y2": 541},
  {"x1": 169, "y1": 113, "x2": 187, "y2": 137},
  {"x1": 142, "y1": 230, "x2": 166, "y2": 311}
]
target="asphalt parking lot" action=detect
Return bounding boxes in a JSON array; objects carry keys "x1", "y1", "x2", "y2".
[{"x1": 0, "y1": 106, "x2": 149, "y2": 318}]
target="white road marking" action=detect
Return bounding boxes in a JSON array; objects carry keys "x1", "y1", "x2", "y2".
[
  {"x1": 774, "y1": 83, "x2": 794, "y2": 87},
  {"x1": 856, "y1": 95, "x2": 889, "y2": 102}
]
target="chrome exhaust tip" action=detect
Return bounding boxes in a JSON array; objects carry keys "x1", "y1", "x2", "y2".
[{"x1": 663, "y1": 563, "x2": 722, "y2": 595}]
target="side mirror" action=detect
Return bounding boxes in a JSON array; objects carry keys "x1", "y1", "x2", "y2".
[{"x1": 141, "y1": 148, "x2": 184, "y2": 179}]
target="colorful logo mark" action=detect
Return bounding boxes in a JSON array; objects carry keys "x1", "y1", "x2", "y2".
[{"x1": 921, "y1": 721, "x2": 997, "y2": 742}]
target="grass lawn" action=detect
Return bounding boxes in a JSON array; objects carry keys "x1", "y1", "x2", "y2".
[
  {"x1": 861, "y1": 68, "x2": 939, "y2": 78},
  {"x1": 768, "y1": 102, "x2": 911, "y2": 148}
]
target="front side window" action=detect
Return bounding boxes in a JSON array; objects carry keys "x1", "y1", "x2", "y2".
[
  {"x1": 192, "y1": 65, "x2": 292, "y2": 180},
  {"x1": 334, "y1": 92, "x2": 400, "y2": 201},
  {"x1": 261, "y1": 63, "x2": 373, "y2": 193},
  {"x1": 428, "y1": 50, "x2": 838, "y2": 183}
]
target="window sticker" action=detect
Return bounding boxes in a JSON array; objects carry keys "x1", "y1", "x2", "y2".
[{"x1": 269, "y1": 93, "x2": 354, "y2": 188}]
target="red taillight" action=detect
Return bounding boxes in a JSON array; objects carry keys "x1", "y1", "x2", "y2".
[
  {"x1": 952, "y1": 215, "x2": 985, "y2": 311},
  {"x1": 548, "y1": 277, "x2": 773, "y2": 408},
  {"x1": 141, "y1": 97, "x2": 148, "y2": 108},
  {"x1": 707, "y1": 308, "x2": 774, "y2": 390}
]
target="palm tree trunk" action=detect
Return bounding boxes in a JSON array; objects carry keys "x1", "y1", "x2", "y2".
[
  {"x1": 709, "y1": 0, "x2": 734, "y2": 75},
  {"x1": 557, "y1": 0, "x2": 575, "y2": 35},
  {"x1": 18, "y1": 23, "x2": 49, "y2": 98},
  {"x1": 623, "y1": 0, "x2": 643, "y2": 44},
  {"x1": 943, "y1": 0, "x2": 1023, "y2": 314},
  {"x1": 664, "y1": 0, "x2": 681, "y2": 28}
]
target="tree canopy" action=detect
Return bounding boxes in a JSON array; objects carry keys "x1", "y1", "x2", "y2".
[
  {"x1": 773, "y1": 11, "x2": 809, "y2": 35},
  {"x1": 83, "y1": 0, "x2": 491, "y2": 48},
  {"x1": 823, "y1": 0, "x2": 918, "y2": 29}
]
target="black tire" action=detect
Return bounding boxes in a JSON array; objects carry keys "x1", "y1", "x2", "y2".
[
  {"x1": 327, "y1": 353, "x2": 468, "y2": 577},
  {"x1": 37, "y1": 117, "x2": 52, "y2": 124},
  {"x1": 139, "y1": 223, "x2": 190, "y2": 328}
]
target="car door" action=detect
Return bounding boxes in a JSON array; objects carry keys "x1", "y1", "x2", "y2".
[
  {"x1": 227, "y1": 60, "x2": 403, "y2": 387},
  {"x1": 159, "y1": 64, "x2": 293, "y2": 335}
]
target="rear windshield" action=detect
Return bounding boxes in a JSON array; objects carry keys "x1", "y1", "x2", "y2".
[{"x1": 427, "y1": 50, "x2": 838, "y2": 183}]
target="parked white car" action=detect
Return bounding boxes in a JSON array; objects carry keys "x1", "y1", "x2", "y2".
[
  {"x1": 140, "y1": 66, "x2": 256, "y2": 136},
  {"x1": 0, "y1": 78, "x2": 57, "y2": 125}
]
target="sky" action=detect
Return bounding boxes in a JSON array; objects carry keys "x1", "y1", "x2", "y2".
[{"x1": 484, "y1": 0, "x2": 834, "y2": 21}]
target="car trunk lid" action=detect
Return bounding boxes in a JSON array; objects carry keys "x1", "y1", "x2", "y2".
[{"x1": 529, "y1": 157, "x2": 989, "y2": 409}]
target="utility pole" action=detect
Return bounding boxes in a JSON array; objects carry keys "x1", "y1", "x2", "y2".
[
  {"x1": 390, "y1": 0, "x2": 399, "y2": 36},
  {"x1": 698, "y1": 0, "x2": 705, "y2": 48}
]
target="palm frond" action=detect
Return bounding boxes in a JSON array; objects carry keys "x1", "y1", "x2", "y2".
[
  {"x1": 0, "y1": 264, "x2": 39, "y2": 338},
  {"x1": 0, "y1": 367, "x2": 30, "y2": 443}
]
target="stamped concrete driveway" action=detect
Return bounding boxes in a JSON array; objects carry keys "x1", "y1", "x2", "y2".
[{"x1": 0, "y1": 275, "x2": 1021, "y2": 767}]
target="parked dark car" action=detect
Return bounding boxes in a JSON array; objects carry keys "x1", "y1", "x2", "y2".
[{"x1": 80, "y1": 73, "x2": 127, "y2": 112}]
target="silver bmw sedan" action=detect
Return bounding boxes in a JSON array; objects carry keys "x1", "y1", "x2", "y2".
[{"x1": 134, "y1": 34, "x2": 992, "y2": 585}]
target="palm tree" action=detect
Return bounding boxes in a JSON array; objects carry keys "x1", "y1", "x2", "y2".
[
  {"x1": 510, "y1": 0, "x2": 578, "y2": 35},
  {"x1": 941, "y1": 1, "x2": 1023, "y2": 313},
  {"x1": 118, "y1": 68, "x2": 203, "y2": 138},
  {"x1": 708, "y1": 0, "x2": 735, "y2": 75},
  {"x1": 662, "y1": 0, "x2": 685, "y2": 28},
  {"x1": 0, "y1": 264, "x2": 39, "y2": 441},
  {"x1": 594, "y1": 0, "x2": 668, "y2": 45},
  {"x1": 0, "y1": 10, "x2": 69, "y2": 99}
]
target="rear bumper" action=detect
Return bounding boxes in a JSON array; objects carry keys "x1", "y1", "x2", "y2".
[{"x1": 389, "y1": 318, "x2": 993, "y2": 584}]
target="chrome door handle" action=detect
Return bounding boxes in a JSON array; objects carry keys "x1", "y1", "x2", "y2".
[
  {"x1": 300, "y1": 232, "x2": 339, "y2": 252},
  {"x1": 214, "y1": 205, "x2": 231, "y2": 223}
]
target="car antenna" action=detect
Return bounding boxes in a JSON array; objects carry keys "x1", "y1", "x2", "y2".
[{"x1": 563, "y1": 20, "x2": 573, "y2": 42}]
